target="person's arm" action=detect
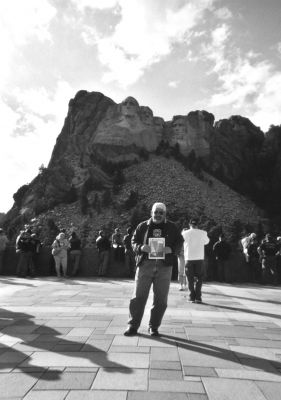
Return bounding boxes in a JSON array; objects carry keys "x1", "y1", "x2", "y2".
[
  {"x1": 132, "y1": 223, "x2": 150, "y2": 254},
  {"x1": 204, "y1": 231, "x2": 210, "y2": 245}
]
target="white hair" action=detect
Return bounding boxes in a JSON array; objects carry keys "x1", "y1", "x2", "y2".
[{"x1": 151, "y1": 202, "x2": 166, "y2": 213}]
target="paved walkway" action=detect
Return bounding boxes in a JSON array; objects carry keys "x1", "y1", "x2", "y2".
[{"x1": 0, "y1": 276, "x2": 281, "y2": 400}]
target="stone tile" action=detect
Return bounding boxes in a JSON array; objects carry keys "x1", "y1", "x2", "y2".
[
  {"x1": 109, "y1": 345, "x2": 150, "y2": 353},
  {"x1": 236, "y1": 338, "x2": 281, "y2": 348},
  {"x1": 179, "y1": 347, "x2": 241, "y2": 369},
  {"x1": 150, "y1": 347, "x2": 180, "y2": 361},
  {"x1": 127, "y1": 392, "x2": 188, "y2": 400},
  {"x1": 215, "y1": 326, "x2": 266, "y2": 339},
  {"x1": 20, "y1": 351, "x2": 149, "y2": 369},
  {"x1": 111, "y1": 335, "x2": 139, "y2": 346},
  {"x1": 92, "y1": 368, "x2": 148, "y2": 390},
  {"x1": 52, "y1": 343, "x2": 84, "y2": 352},
  {"x1": 230, "y1": 346, "x2": 280, "y2": 360},
  {"x1": 65, "y1": 390, "x2": 127, "y2": 400},
  {"x1": 0, "y1": 350, "x2": 31, "y2": 364},
  {"x1": 149, "y1": 379, "x2": 205, "y2": 393},
  {"x1": 149, "y1": 369, "x2": 183, "y2": 380},
  {"x1": 0, "y1": 373, "x2": 40, "y2": 397},
  {"x1": 183, "y1": 366, "x2": 217, "y2": 377},
  {"x1": 138, "y1": 337, "x2": 175, "y2": 347},
  {"x1": 215, "y1": 368, "x2": 281, "y2": 382},
  {"x1": 23, "y1": 390, "x2": 68, "y2": 400},
  {"x1": 67, "y1": 328, "x2": 94, "y2": 337},
  {"x1": 240, "y1": 358, "x2": 279, "y2": 372},
  {"x1": 150, "y1": 361, "x2": 182, "y2": 370},
  {"x1": 185, "y1": 328, "x2": 219, "y2": 337},
  {"x1": 65, "y1": 367, "x2": 98, "y2": 372},
  {"x1": 202, "y1": 377, "x2": 267, "y2": 400},
  {"x1": 33, "y1": 371, "x2": 96, "y2": 389},
  {"x1": 11, "y1": 342, "x2": 56, "y2": 352},
  {"x1": 255, "y1": 382, "x2": 281, "y2": 400},
  {"x1": 82, "y1": 340, "x2": 112, "y2": 352},
  {"x1": 188, "y1": 395, "x2": 209, "y2": 400}
]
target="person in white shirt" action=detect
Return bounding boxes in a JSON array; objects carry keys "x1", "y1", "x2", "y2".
[{"x1": 182, "y1": 218, "x2": 209, "y2": 303}]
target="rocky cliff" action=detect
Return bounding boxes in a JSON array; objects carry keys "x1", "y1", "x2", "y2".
[{"x1": 4, "y1": 90, "x2": 281, "y2": 242}]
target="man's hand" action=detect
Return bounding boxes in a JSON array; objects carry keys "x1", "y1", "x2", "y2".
[
  {"x1": 141, "y1": 245, "x2": 151, "y2": 253},
  {"x1": 164, "y1": 246, "x2": 172, "y2": 254}
]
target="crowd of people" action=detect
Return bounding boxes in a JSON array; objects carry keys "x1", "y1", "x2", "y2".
[
  {"x1": 0, "y1": 208, "x2": 280, "y2": 290},
  {"x1": 1, "y1": 201, "x2": 281, "y2": 337}
]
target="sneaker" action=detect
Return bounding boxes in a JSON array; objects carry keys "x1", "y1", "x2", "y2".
[
  {"x1": 179, "y1": 287, "x2": 184, "y2": 291},
  {"x1": 195, "y1": 299, "x2": 202, "y2": 304},
  {"x1": 189, "y1": 296, "x2": 195, "y2": 303},
  {"x1": 148, "y1": 327, "x2": 159, "y2": 337},
  {"x1": 124, "y1": 326, "x2": 138, "y2": 336}
]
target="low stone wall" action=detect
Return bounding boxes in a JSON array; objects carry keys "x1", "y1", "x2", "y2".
[
  {"x1": 1, "y1": 246, "x2": 130, "y2": 278},
  {"x1": 1, "y1": 246, "x2": 248, "y2": 282}
]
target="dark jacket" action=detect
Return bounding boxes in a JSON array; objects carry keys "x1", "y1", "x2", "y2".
[
  {"x1": 213, "y1": 240, "x2": 231, "y2": 261},
  {"x1": 132, "y1": 218, "x2": 183, "y2": 267},
  {"x1": 96, "y1": 236, "x2": 111, "y2": 253}
]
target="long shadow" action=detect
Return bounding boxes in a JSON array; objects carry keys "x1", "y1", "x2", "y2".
[
  {"x1": 0, "y1": 308, "x2": 132, "y2": 380},
  {"x1": 203, "y1": 301, "x2": 281, "y2": 321},
  {"x1": 0, "y1": 277, "x2": 35, "y2": 287},
  {"x1": 204, "y1": 288, "x2": 281, "y2": 306},
  {"x1": 145, "y1": 333, "x2": 281, "y2": 376}
]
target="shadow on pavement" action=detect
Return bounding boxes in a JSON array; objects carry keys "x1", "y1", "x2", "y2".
[
  {"x1": 0, "y1": 308, "x2": 132, "y2": 380},
  {"x1": 146, "y1": 333, "x2": 281, "y2": 376}
]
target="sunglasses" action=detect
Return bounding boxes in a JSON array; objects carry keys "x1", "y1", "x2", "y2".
[{"x1": 153, "y1": 210, "x2": 164, "y2": 215}]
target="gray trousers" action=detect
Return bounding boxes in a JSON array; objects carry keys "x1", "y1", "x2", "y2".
[{"x1": 128, "y1": 260, "x2": 172, "y2": 330}]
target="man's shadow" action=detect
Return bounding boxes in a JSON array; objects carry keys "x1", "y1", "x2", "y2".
[
  {"x1": 142, "y1": 332, "x2": 281, "y2": 375},
  {"x1": 0, "y1": 308, "x2": 132, "y2": 380},
  {"x1": 204, "y1": 288, "x2": 281, "y2": 306}
]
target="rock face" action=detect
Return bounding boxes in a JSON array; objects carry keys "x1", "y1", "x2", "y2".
[
  {"x1": 4, "y1": 89, "x2": 281, "y2": 242},
  {"x1": 209, "y1": 116, "x2": 264, "y2": 192}
]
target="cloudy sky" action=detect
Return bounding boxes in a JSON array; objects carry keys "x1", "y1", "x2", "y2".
[{"x1": 1, "y1": 0, "x2": 281, "y2": 212}]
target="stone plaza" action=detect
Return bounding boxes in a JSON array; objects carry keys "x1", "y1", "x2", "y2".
[{"x1": 0, "y1": 276, "x2": 280, "y2": 399}]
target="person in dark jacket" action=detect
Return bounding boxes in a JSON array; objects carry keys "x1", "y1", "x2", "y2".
[
  {"x1": 30, "y1": 233, "x2": 42, "y2": 276},
  {"x1": 69, "y1": 232, "x2": 82, "y2": 277},
  {"x1": 124, "y1": 202, "x2": 183, "y2": 337},
  {"x1": 258, "y1": 234, "x2": 279, "y2": 285},
  {"x1": 213, "y1": 234, "x2": 231, "y2": 282},
  {"x1": 123, "y1": 226, "x2": 136, "y2": 277},
  {"x1": 96, "y1": 230, "x2": 111, "y2": 276},
  {"x1": 16, "y1": 228, "x2": 34, "y2": 278},
  {"x1": 247, "y1": 234, "x2": 261, "y2": 283}
]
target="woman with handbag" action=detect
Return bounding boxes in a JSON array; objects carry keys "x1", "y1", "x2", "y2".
[{"x1": 52, "y1": 232, "x2": 70, "y2": 278}]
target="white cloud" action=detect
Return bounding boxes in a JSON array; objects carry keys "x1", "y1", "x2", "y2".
[
  {"x1": 72, "y1": 0, "x2": 118, "y2": 11},
  {"x1": 0, "y1": 0, "x2": 56, "y2": 46},
  {"x1": 202, "y1": 23, "x2": 281, "y2": 130},
  {"x1": 214, "y1": 7, "x2": 232, "y2": 20},
  {"x1": 168, "y1": 80, "x2": 180, "y2": 88},
  {"x1": 83, "y1": 0, "x2": 216, "y2": 87},
  {"x1": 0, "y1": 81, "x2": 74, "y2": 212}
]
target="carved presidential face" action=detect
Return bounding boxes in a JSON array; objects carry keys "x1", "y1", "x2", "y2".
[
  {"x1": 140, "y1": 106, "x2": 153, "y2": 125},
  {"x1": 172, "y1": 117, "x2": 186, "y2": 140},
  {"x1": 121, "y1": 97, "x2": 139, "y2": 117},
  {"x1": 153, "y1": 117, "x2": 165, "y2": 134}
]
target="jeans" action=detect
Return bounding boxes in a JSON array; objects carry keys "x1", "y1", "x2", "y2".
[
  {"x1": 128, "y1": 260, "x2": 172, "y2": 330},
  {"x1": 53, "y1": 255, "x2": 68, "y2": 277},
  {"x1": 185, "y1": 260, "x2": 204, "y2": 300},
  {"x1": 98, "y1": 250, "x2": 110, "y2": 276},
  {"x1": 261, "y1": 256, "x2": 277, "y2": 285},
  {"x1": 69, "y1": 250, "x2": 81, "y2": 276},
  {"x1": 125, "y1": 249, "x2": 136, "y2": 277},
  {"x1": 17, "y1": 252, "x2": 34, "y2": 277}
]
